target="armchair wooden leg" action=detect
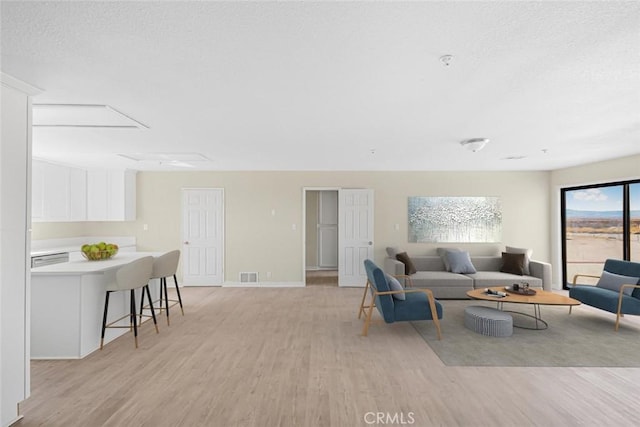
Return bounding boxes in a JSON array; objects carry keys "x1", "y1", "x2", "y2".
[
  {"x1": 362, "y1": 302, "x2": 375, "y2": 336},
  {"x1": 616, "y1": 292, "x2": 625, "y2": 331},
  {"x1": 358, "y1": 280, "x2": 370, "y2": 319},
  {"x1": 426, "y1": 295, "x2": 442, "y2": 340}
]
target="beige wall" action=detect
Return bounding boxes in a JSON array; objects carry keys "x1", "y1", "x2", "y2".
[
  {"x1": 550, "y1": 154, "x2": 640, "y2": 188},
  {"x1": 31, "y1": 155, "x2": 640, "y2": 286},
  {"x1": 34, "y1": 170, "x2": 551, "y2": 284}
]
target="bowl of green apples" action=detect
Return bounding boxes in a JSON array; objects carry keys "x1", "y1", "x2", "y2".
[{"x1": 81, "y1": 242, "x2": 119, "y2": 261}]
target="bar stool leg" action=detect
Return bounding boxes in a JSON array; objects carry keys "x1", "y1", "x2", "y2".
[
  {"x1": 160, "y1": 277, "x2": 162, "y2": 311},
  {"x1": 139, "y1": 285, "x2": 146, "y2": 323},
  {"x1": 131, "y1": 289, "x2": 138, "y2": 348},
  {"x1": 162, "y1": 277, "x2": 170, "y2": 325},
  {"x1": 145, "y1": 284, "x2": 159, "y2": 333},
  {"x1": 173, "y1": 274, "x2": 184, "y2": 315},
  {"x1": 100, "y1": 291, "x2": 111, "y2": 350}
]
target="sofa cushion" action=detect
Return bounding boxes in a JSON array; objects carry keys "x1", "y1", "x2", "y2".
[
  {"x1": 596, "y1": 271, "x2": 640, "y2": 296},
  {"x1": 437, "y1": 247, "x2": 461, "y2": 271},
  {"x1": 500, "y1": 252, "x2": 525, "y2": 276},
  {"x1": 410, "y1": 271, "x2": 474, "y2": 288},
  {"x1": 410, "y1": 256, "x2": 446, "y2": 272},
  {"x1": 506, "y1": 246, "x2": 532, "y2": 275},
  {"x1": 468, "y1": 271, "x2": 542, "y2": 289},
  {"x1": 396, "y1": 252, "x2": 417, "y2": 275},
  {"x1": 447, "y1": 251, "x2": 477, "y2": 274},
  {"x1": 385, "y1": 273, "x2": 406, "y2": 301}
]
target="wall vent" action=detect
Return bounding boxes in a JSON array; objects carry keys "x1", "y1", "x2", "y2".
[{"x1": 239, "y1": 272, "x2": 259, "y2": 283}]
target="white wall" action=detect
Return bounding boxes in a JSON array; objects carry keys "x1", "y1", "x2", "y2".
[
  {"x1": 1, "y1": 74, "x2": 39, "y2": 427},
  {"x1": 34, "y1": 170, "x2": 551, "y2": 284}
]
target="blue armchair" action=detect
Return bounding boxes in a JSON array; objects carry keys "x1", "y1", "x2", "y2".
[
  {"x1": 358, "y1": 259, "x2": 443, "y2": 338},
  {"x1": 569, "y1": 259, "x2": 640, "y2": 331}
]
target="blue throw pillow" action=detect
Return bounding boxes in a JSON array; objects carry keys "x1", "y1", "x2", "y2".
[
  {"x1": 446, "y1": 251, "x2": 477, "y2": 274},
  {"x1": 385, "y1": 273, "x2": 406, "y2": 300},
  {"x1": 596, "y1": 271, "x2": 640, "y2": 296},
  {"x1": 437, "y1": 247, "x2": 461, "y2": 271}
]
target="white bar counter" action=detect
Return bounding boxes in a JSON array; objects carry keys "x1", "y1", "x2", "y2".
[{"x1": 31, "y1": 252, "x2": 161, "y2": 359}]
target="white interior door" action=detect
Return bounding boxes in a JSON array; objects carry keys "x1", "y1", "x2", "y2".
[
  {"x1": 338, "y1": 189, "x2": 374, "y2": 287},
  {"x1": 182, "y1": 188, "x2": 224, "y2": 286}
]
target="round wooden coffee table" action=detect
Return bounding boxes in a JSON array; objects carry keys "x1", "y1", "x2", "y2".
[{"x1": 466, "y1": 286, "x2": 581, "y2": 330}]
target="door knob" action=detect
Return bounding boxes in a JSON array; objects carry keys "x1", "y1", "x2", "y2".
[
  {"x1": 368, "y1": 241, "x2": 373, "y2": 245},
  {"x1": 183, "y1": 241, "x2": 190, "y2": 245}
]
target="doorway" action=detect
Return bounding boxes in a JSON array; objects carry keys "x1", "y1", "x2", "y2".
[
  {"x1": 303, "y1": 188, "x2": 374, "y2": 287},
  {"x1": 305, "y1": 190, "x2": 338, "y2": 285}
]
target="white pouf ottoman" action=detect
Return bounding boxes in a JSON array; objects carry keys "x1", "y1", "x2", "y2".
[{"x1": 464, "y1": 305, "x2": 513, "y2": 337}]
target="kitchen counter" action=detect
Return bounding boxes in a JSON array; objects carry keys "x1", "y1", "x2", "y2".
[
  {"x1": 31, "y1": 252, "x2": 159, "y2": 275},
  {"x1": 30, "y1": 236, "x2": 137, "y2": 259},
  {"x1": 31, "y1": 251, "x2": 163, "y2": 359}
]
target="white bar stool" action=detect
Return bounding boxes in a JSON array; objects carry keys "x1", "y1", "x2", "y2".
[
  {"x1": 146, "y1": 250, "x2": 183, "y2": 326},
  {"x1": 100, "y1": 256, "x2": 158, "y2": 349}
]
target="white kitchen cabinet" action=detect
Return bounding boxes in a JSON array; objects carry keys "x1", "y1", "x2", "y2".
[
  {"x1": 31, "y1": 160, "x2": 87, "y2": 222},
  {"x1": 87, "y1": 169, "x2": 136, "y2": 221},
  {"x1": 43, "y1": 162, "x2": 70, "y2": 220},
  {"x1": 31, "y1": 160, "x2": 45, "y2": 220},
  {"x1": 68, "y1": 167, "x2": 87, "y2": 221},
  {"x1": 1, "y1": 73, "x2": 40, "y2": 427}
]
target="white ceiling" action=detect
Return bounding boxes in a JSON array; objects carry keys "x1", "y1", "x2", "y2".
[{"x1": 2, "y1": 1, "x2": 639, "y2": 172}]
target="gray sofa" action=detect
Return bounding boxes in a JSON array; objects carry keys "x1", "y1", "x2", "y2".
[{"x1": 384, "y1": 249, "x2": 552, "y2": 299}]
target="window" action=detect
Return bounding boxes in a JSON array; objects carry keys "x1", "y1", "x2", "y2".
[
  {"x1": 561, "y1": 180, "x2": 640, "y2": 288},
  {"x1": 630, "y1": 182, "x2": 640, "y2": 262}
]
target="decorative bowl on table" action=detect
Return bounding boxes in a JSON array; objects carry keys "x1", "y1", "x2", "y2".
[
  {"x1": 80, "y1": 242, "x2": 119, "y2": 261},
  {"x1": 504, "y1": 285, "x2": 536, "y2": 296}
]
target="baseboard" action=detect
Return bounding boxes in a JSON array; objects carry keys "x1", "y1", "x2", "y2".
[{"x1": 223, "y1": 281, "x2": 305, "y2": 288}]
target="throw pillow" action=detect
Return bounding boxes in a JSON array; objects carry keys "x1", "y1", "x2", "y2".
[
  {"x1": 506, "y1": 246, "x2": 532, "y2": 275},
  {"x1": 446, "y1": 251, "x2": 477, "y2": 274},
  {"x1": 500, "y1": 252, "x2": 525, "y2": 275},
  {"x1": 385, "y1": 273, "x2": 406, "y2": 300},
  {"x1": 386, "y1": 247, "x2": 399, "y2": 258},
  {"x1": 437, "y1": 247, "x2": 461, "y2": 272},
  {"x1": 596, "y1": 271, "x2": 640, "y2": 296},
  {"x1": 396, "y1": 252, "x2": 417, "y2": 275}
]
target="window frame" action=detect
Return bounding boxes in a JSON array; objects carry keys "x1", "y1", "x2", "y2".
[{"x1": 561, "y1": 179, "x2": 640, "y2": 289}]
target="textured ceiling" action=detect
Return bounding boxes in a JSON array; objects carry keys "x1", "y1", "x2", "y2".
[{"x1": 2, "y1": 1, "x2": 639, "y2": 171}]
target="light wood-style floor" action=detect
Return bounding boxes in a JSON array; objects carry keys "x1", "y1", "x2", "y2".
[{"x1": 18, "y1": 286, "x2": 640, "y2": 427}]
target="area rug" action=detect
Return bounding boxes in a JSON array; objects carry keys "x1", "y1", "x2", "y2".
[{"x1": 411, "y1": 300, "x2": 640, "y2": 367}]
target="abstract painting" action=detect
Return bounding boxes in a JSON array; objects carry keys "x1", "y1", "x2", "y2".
[{"x1": 408, "y1": 197, "x2": 502, "y2": 243}]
